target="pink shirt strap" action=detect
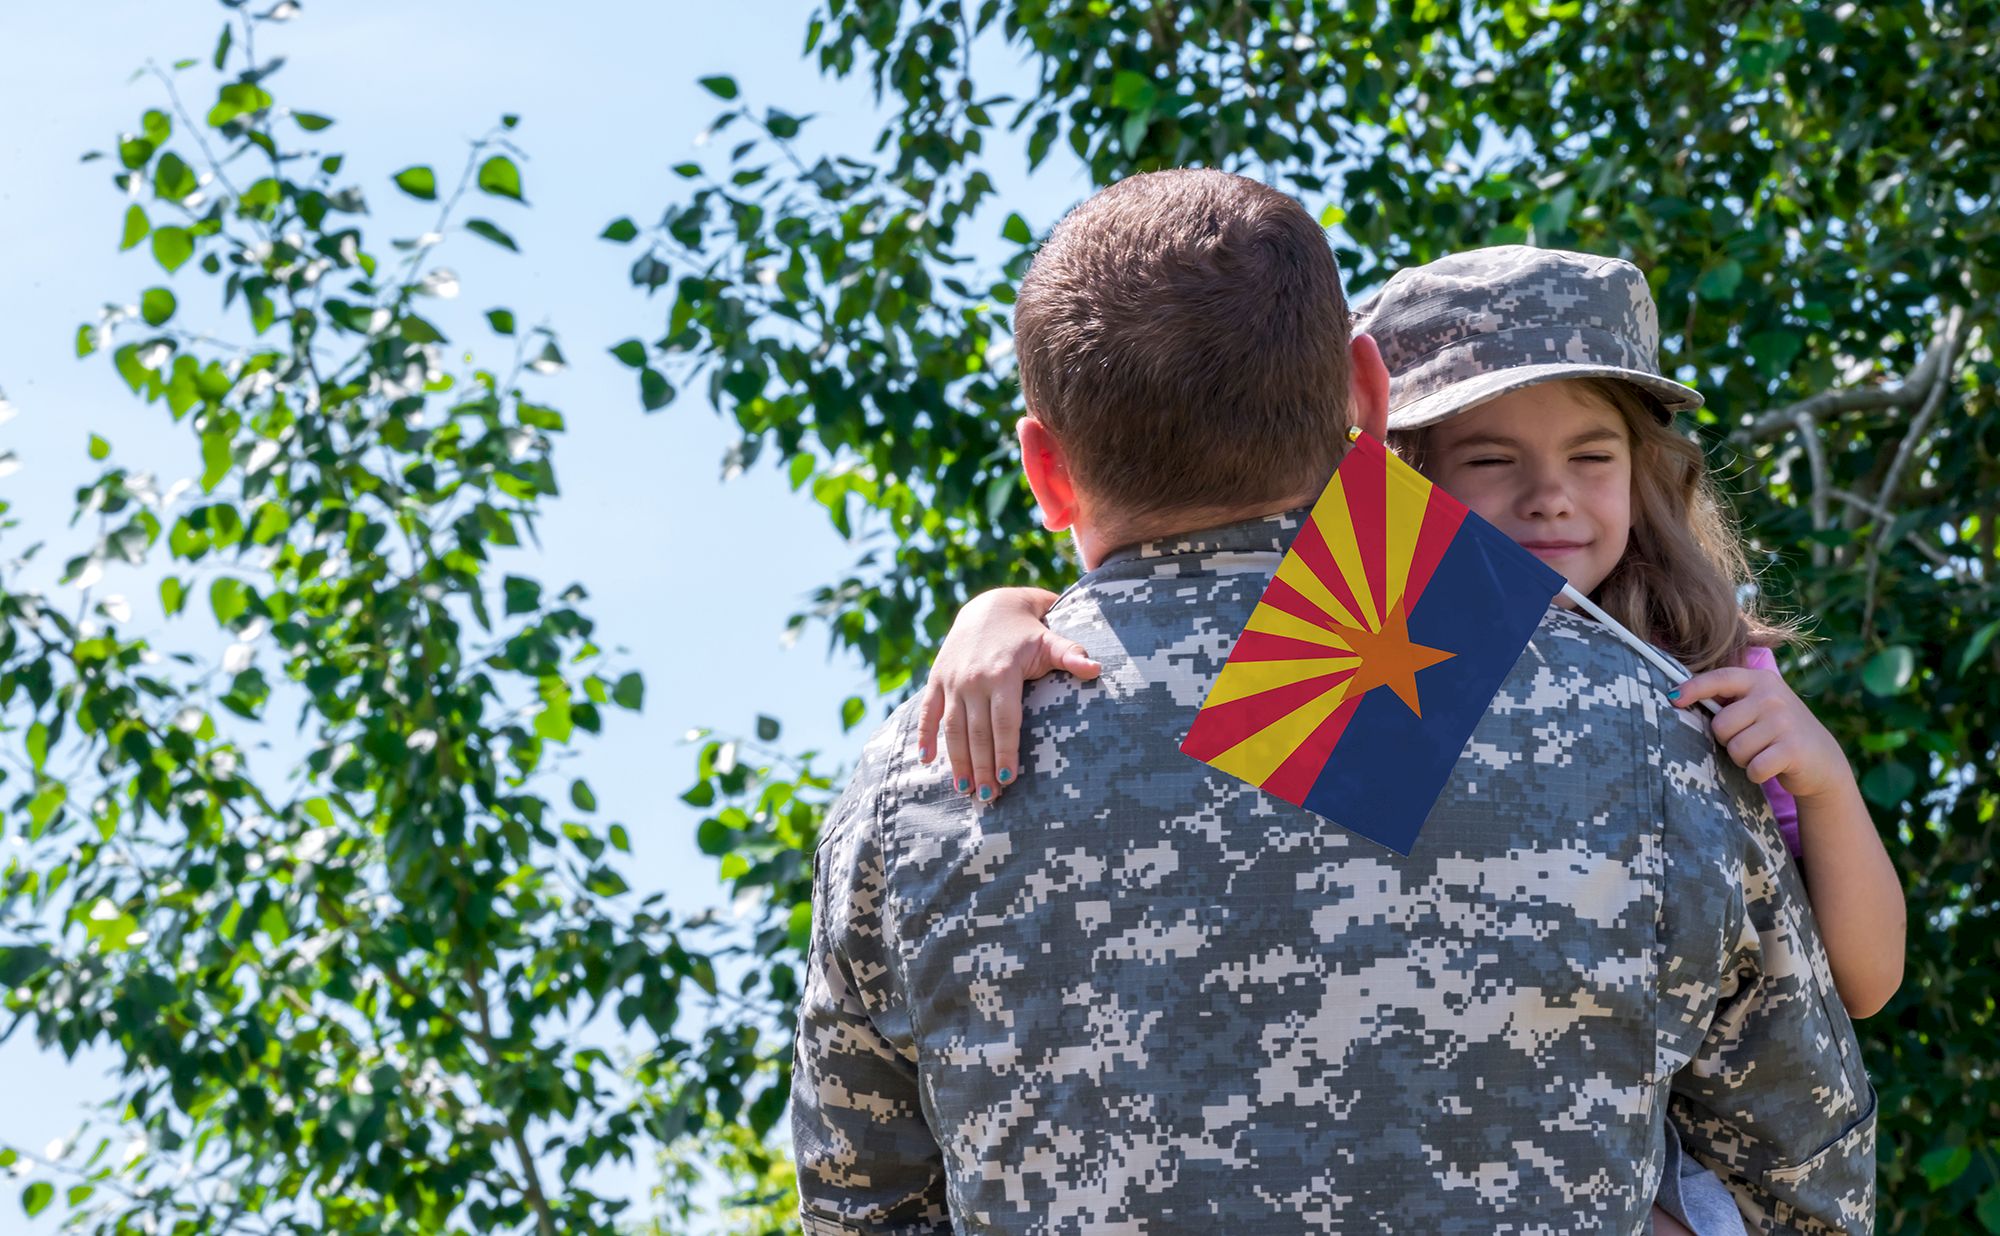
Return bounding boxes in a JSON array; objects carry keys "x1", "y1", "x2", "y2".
[{"x1": 1740, "y1": 644, "x2": 1803, "y2": 857}]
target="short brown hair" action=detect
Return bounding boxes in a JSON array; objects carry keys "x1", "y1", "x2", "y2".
[{"x1": 1013, "y1": 169, "x2": 1354, "y2": 529}]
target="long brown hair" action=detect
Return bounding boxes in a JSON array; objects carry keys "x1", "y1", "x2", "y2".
[{"x1": 1391, "y1": 378, "x2": 1797, "y2": 672}]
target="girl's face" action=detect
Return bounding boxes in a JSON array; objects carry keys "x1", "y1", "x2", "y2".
[{"x1": 1423, "y1": 382, "x2": 1634, "y2": 597}]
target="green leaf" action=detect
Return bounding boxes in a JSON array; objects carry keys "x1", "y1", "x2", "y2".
[
  {"x1": 151, "y1": 225, "x2": 194, "y2": 273},
  {"x1": 23, "y1": 1181, "x2": 53, "y2": 1218},
  {"x1": 600, "y1": 216, "x2": 639, "y2": 243},
  {"x1": 88, "y1": 434, "x2": 111, "y2": 461},
  {"x1": 840, "y1": 694, "x2": 866, "y2": 732},
  {"x1": 476, "y1": 155, "x2": 523, "y2": 201},
  {"x1": 399, "y1": 315, "x2": 446, "y2": 344},
  {"x1": 200, "y1": 429, "x2": 232, "y2": 491},
  {"x1": 153, "y1": 151, "x2": 197, "y2": 201},
  {"x1": 639, "y1": 367, "x2": 674, "y2": 411},
  {"x1": 697, "y1": 817, "x2": 732, "y2": 856},
  {"x1": 465, "y1": 218, "x2": 519, "y2": 251},
  {"x1": 1110, "y1": 69, "x2": 1156, "y2": 111},
  {"x1": 985, "y1": 473, "x2": 1015, "y2": 524},
  {"x1": 504, "y1": 574, "x2": 542, "y2": 615},
  {"x1": 571, "y1": 779, "x2": 597, "y2": 812},
  {"x1": 612, "y1": 671, "x2": 644, "y2": 711},
  {"x1": 392, "y1": 165, "x2": 438, "y2": 200},
  {"x1": 1002, "y1": 212, "x2": 1033, "y2": 245},
  {"x1": 699, "y1": 75, "x2": 740, "y2": 100},
  {"x1": 536, "y1": 672, "x2": 576, "y2": 740},
  {"x1": 609, "y1": 339, "x2": 648, "y2": 368},
  {"x1": 292, "y1": 111, "x2": 334, "y2": 131},
  {"x1": 205, "y1": 81, "x2": 272, "y2": 128},
  {"x1": 209, "y1": 576, "x2": 250, "y2": 626},
  {"x1": 27, "y1": 783, "x2": 66, "y2": 833},
  {"x1": 1861, "y1": 646, "x2": 1915, "y2": 696},
  {"x1": 160, "y1": 575, "x2": 187, "y2": 617},
  {"x1": 1919, "y1": 1142, "x2": 1971, "y2": 1191},
  {"x1": 141, "y1": 287, "x2": 177, "y2": 327},
  {"x1": 1861, "y1": 761, "x2": 1917, "y2": 808},
  {"x1": 1961, "y1": 620, "x2": 1999, "y2": 673},
  {"x1": 756, "y1": 714, "x2": 780, "y2": 741},
  {"x1": 141, "y1": 107, "x2": 171, "y2": 144},
  {"x1": 1745, "y1": 328, "x2": 1803, "y2": 379},
  {"x1": 1976, "y1": 1185, "x2": 2000, "y2": 1234},
  {"x1": 75, "y1": 324, "x2": 98, "y2": 358},
  {"x1": 485, "y1": 308, "x2": 516, "y2": 335},
  {"x1": 120, "y1": 203, "x2": 150, "y2": 250},
  {"x1": 1694, "y1": 259, "x2": 1744, "y2": 302}
]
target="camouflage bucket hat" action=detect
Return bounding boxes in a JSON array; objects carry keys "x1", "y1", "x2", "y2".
[{"x1": 1351, "y1": 245, "x2": 1703, "y2": 431}]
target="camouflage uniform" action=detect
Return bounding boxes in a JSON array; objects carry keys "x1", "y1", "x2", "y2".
[{"x1": 793, "y1": 509, "x2": 1877, "y2": 1235}]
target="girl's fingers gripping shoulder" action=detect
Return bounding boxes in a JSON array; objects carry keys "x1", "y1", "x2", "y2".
[
  {"x1": 916, "y1": 679, "x2": 945, "y2": 765},
  {"x1": 1707, "y1": 695, "x2": 1766, "y2": 746},
  {"x1": 1670, "y1": 666, "x2": 1762, "y2": 708},
  {"x1": 964, "y1": 695, "x2": 999, "y2": 803},
  {"x1": 940, "y1": 691, "x2": 976, "y2": 797},
  {"x1": 990, "y1": 693, "x2": 1023, "y2": 796}
]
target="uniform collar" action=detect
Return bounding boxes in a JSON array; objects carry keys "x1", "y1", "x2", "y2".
[{"x1": 1093, "y1": 506, "x2": 1312, "y2": 573}]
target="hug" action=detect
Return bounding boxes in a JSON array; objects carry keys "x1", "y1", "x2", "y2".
[{"x1": 793, "y1": 169, "x2": 1895, "y2": 1235}]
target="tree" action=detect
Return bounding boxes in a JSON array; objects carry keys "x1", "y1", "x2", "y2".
[
  {"x1": 622, "y1": 1, "x2": 1997, "y2": 1230},
  {"x1": 1, "y1": 7, "x2": 822, "y2": 1232}
]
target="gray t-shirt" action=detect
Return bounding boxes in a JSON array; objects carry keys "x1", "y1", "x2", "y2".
[{"x1": 793, "y1": 509, "x2": 1876, "y2": 1235}]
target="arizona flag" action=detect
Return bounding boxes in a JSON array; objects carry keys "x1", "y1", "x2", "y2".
[{"x1": 1179, "y1": 430, "x2": 1565, "y2": 854}]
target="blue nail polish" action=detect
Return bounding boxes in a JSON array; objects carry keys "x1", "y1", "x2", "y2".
[
  {"x1": 998, "y1": 768, "x2": 1013, "y2": 784},
  {"x1": 979, "y1": 785, "x2": 993, "y2": 801},
  {"x1": 1667, "y1": 690, "x2": 1681, "y2": 701},
  {"x1": 956, "y1": 777, "x2": 969, "y2": 792},
  {"x1": 919, "y1": 745, "x2": 932, "y2": 761}
]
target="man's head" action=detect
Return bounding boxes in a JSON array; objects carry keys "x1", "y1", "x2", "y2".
[{"x1": 1012, "y1": 169, "x2": 1388, "y2": 566}]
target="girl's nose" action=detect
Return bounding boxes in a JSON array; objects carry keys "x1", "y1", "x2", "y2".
[{"x1": 1520, "y1": 469, "x2": 1574, "y2": 520}]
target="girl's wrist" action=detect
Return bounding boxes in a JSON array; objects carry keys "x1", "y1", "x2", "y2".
[{"x1": 1792, "y1": 765, "x2": 1863, "y2": 810}]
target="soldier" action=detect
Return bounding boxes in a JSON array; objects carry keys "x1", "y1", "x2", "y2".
[{"x1": 791, "y1": 169, "x2": 1876, "y2": 1234}]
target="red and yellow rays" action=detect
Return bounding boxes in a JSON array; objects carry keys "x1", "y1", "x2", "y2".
[{"x1": 1181, "y1": 434, "x2": 1471, "y2": 804}]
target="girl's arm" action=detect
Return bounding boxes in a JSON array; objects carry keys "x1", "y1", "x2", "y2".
[
  {"x1": 1672, "y1": 667, "x2": 1906, "y2": 1017},
  {"x1": 915, "y1": 586, "x2": 1099, "y2": 801}
]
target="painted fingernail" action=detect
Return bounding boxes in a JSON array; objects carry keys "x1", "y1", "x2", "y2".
[
  {"x1": 1667, "y1": 690, "x2": 1681, "y2": 701},
  {"x1": 998, "y1": 768, "x2": 1013, "y2": 784},
  {"x1": 979, "y1": 785, "x2": 994, "y2": 802},
  {"x1": 919, "y1": 745, "x2": 933, "y2": 762},
  {"x1": 956, "y1": 777, "x2": 969, "y2": 793}
]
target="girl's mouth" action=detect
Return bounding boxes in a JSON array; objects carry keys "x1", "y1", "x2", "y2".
[{"x1": 1517, "y1": 540, "x2": 1590, "y2": 559}]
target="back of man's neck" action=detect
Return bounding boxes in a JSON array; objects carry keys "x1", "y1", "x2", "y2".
[{"x1": 1077, "y1": 492, "x2": 1321, "y2": 570}]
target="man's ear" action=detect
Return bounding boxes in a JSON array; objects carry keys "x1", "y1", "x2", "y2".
[
  {"x1": 1350, "y1": 333, "x2": 1391, "y2": 442},
  {"x1": 1017, "y1": 416, "x2": 1078, "y2": 531}
]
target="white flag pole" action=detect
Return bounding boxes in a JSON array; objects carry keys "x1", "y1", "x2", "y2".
[{"x1": 1558, "y1": 583, "x2": 1722, "y2": 717}]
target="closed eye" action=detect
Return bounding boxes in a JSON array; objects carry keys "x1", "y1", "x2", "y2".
[
  {"x1": 1573, "y1": 454, "x2": 1616, "y2": 464},
  {"x1": 1463, "y1": 456, "x2": 1512, "y2": 468}
]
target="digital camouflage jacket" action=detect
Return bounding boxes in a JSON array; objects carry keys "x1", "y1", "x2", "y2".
[{"x1": 793, "y1": 509, "x2": 1877, "y2": 1235}]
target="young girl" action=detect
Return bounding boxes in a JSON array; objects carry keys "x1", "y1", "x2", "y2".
[{"x1": 912, "y1": 246, "x2": 1903, "y2": 1235}]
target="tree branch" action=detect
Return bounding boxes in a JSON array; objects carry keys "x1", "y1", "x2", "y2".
[{"x1": 1736, "y1": 309, "x2": 1964, "y2": 442}]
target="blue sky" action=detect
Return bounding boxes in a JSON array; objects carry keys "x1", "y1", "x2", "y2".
[{"x1": 0, "y1": 1, "x2": 1084, "y2": 1228}]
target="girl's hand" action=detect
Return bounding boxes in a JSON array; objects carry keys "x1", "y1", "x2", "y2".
[
  {"x1": 916, "y1": 587, "x2": 1099, "y2": 802},
  {"x1": 1670, "y1": 666, "x2": 1851, "y2": 802}
]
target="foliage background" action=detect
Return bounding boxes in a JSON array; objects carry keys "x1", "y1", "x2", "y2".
[{"x1": 4, "y1": 1, "x2": 1994, "y2": 1233}]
